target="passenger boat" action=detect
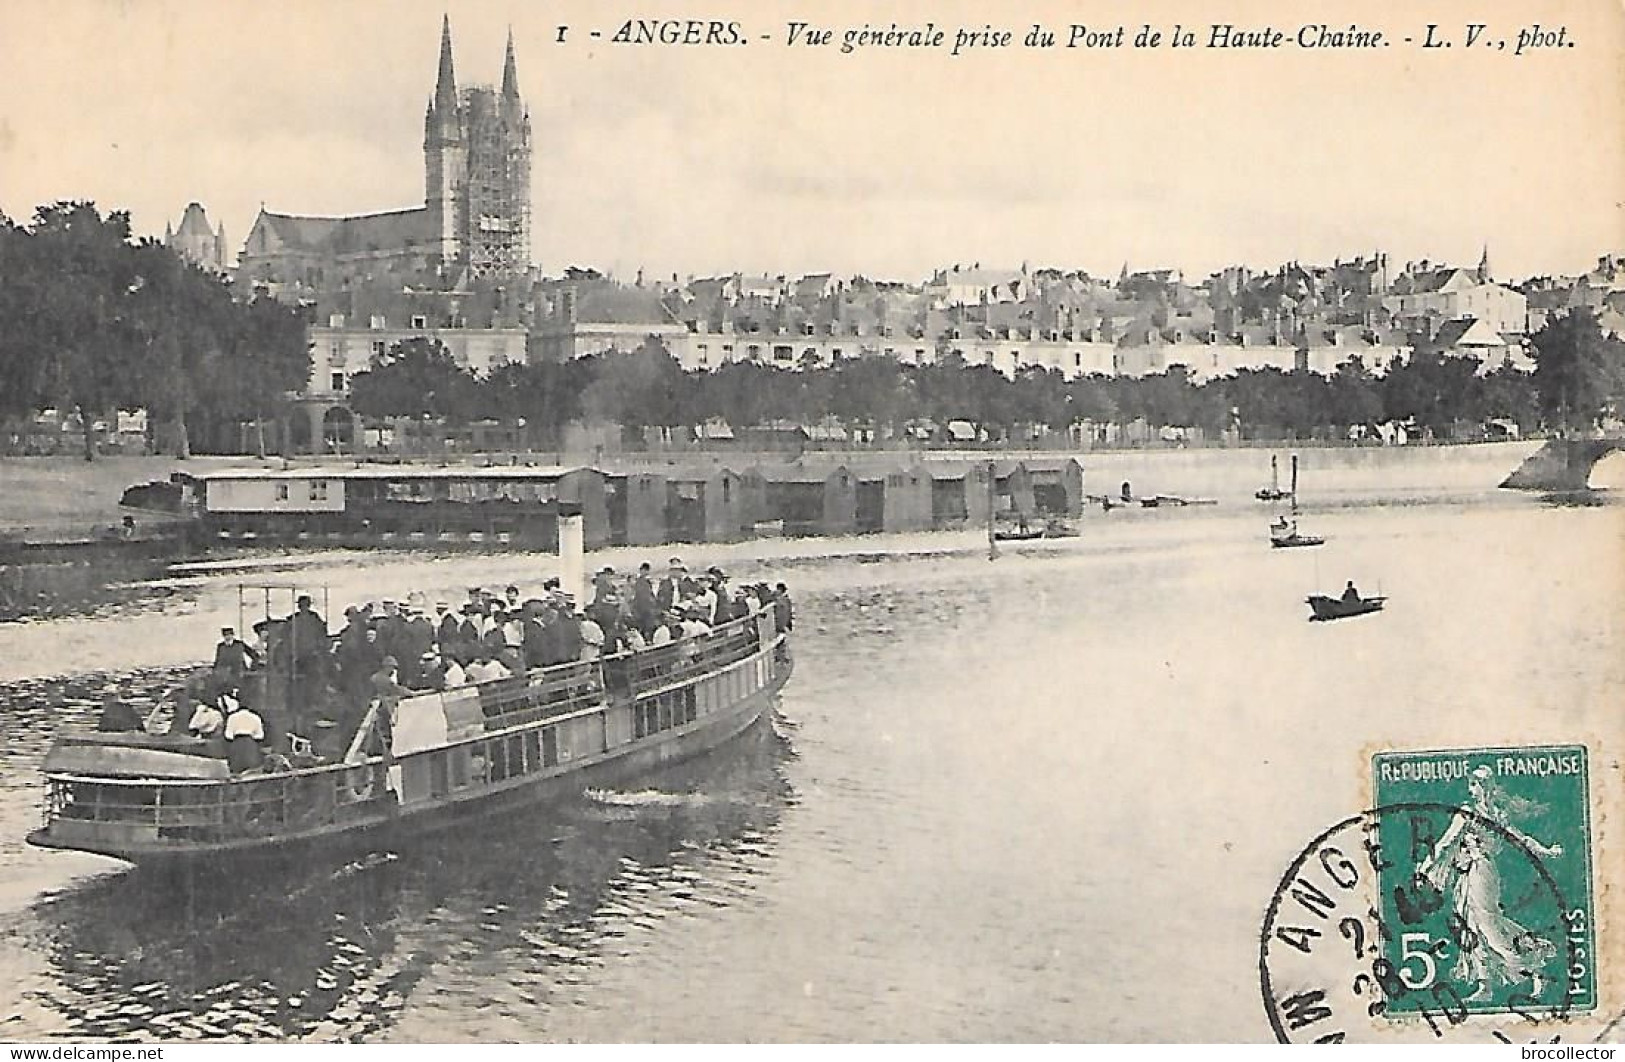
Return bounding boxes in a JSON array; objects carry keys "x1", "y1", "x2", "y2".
[
  {"x1": 1305, "y1": 594, "x2": 1386, "y2": 621},
  {"x1": 28, "y1": 604, "x2": 793, "y2": 867}
]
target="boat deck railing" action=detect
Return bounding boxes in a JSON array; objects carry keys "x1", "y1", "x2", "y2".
[{"x1": 45, "y1": 759, "x2": 378, "y2": 842}]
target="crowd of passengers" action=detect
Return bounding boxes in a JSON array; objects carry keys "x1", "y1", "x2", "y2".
[{"x1": 98, "y1": 559, "x2": 793, "y2": 776}]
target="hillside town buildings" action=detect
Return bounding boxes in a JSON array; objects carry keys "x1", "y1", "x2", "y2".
[{"x1": 137, "y1": 17, "x2": 1620, "y2": 450}]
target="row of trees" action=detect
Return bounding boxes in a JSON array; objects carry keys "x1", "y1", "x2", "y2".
[
  {"x1": 352, "y1": 310, "x2": 1624, "y2": 446},
  {"x1": 5, "y1": 200, "x2": 1617, "y2": 455},
  {"x1": 0, "y1": 202, "x2": 309, "y2": 458}
]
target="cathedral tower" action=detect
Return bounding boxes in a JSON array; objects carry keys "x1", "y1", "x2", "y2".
[
  {"x1": 424, "y1": 15, "x2": 465, "y2": 267},
  {"x1": 422, "y1": 18, "x2": 531, "y2": 278}
]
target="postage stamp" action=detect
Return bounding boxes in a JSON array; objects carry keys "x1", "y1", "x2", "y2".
[
  {"x1": 1372, "y1": 745, "x2": 1595, "y2": 1017},
  {"x1": 1259, "y1": 744, "x2": 1594, "y2": 1043}
]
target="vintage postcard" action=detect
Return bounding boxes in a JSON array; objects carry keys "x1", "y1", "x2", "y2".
[{"x1": 0, "y1": 0, "x2": 1621, "y2": 1046}]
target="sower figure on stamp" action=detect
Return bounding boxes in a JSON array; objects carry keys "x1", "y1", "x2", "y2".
[{"x1": 1416, "y1": 765, "x2": 1563, "y2": 1002}]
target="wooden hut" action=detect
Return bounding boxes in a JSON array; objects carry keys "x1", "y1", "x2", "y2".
[
  {"x1": 857, "y1": 464, "x2": 934, "y2": 533},
  {"x1": 1024, "y1": 457, "x2": 1086, "y2": 517},
  {"x1": 924, "y1": 462, "x2": 996, "y2": 529},
  {"x1": 759, "y1": 464, "x2": 858, "y2": 537},
  {"x1": 604, "y1": 470, "x2": 668, "y2": 546},
  {"x1": 665, "y1": 466, "x2": 752, "y2": 543}
]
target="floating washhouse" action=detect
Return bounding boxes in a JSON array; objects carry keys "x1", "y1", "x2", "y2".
[
  {"x1": 190, "y1": 456, "x2": 1083, "y2": 546},
  {"x1": 197, "y1": 465, "x2": 610, "y2": 548}
]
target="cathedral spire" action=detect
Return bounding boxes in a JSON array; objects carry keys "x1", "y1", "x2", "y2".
[
  {"x1": 501, "y1": 26, "x2": 521, "y2": 105},
  {"x1": 1477, "y1": 243, "x2": 1492, "y2": 283},
  {"x1": 434, "y1": 14, "x2": 458, "y2": 114}
]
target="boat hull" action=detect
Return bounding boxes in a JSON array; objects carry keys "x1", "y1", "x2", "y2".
[
  {"x1": 1306, "y1": 595, "x2": 1386, "y2": 621},
  {"x1": 28, "y1": 664, "x2": 788, "y2": 869},
  {"x1": 1271, "y1": 535, "x2": 1325, "y2": 549}
]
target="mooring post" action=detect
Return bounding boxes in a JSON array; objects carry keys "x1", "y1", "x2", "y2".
[{"x1": 559, "y1": 512, "x2": 587, "y2": 605}]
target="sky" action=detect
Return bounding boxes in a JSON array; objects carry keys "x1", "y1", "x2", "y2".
[{"x1": 1, "y1": 0, "x2": 1622, "y2": 283}]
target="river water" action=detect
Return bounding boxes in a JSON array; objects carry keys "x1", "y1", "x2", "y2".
[{"x1": 0, "y1": 447, "x2": 1621, "y2": 1042}]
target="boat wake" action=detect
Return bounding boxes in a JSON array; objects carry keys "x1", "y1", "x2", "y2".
[{"x1": 584, "y1": 788, "x2": 715, "y2": 808}]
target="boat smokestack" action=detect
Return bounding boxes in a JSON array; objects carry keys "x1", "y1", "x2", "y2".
[{"x1": 559, "y1": 513, "x2": 587, "y2": 605}]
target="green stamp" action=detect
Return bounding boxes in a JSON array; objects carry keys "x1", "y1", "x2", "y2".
[{"x1": 1373, "y1": 745, "x2": 1594, "y2": 1019}]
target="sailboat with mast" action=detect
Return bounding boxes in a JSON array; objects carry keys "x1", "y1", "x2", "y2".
[
  {"x1": 1269, "y1": 454, "x2": 1324, "y2": 549},
  {"x1": 1255, "y1": 455, "x2": 1292, "y2": 502}
]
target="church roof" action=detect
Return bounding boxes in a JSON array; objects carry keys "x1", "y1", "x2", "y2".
[{"x1": 252, "y1": 208, "x2": 433, "y2": 256}]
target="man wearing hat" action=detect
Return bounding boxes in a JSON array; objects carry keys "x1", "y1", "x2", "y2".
[
  {"x1": 656, "y1": 559, "x2": 684, "y2": 613},
  {"x1": 586, "y1": 583, "x2": 621, "y2": 644},
  {"x1": 212, "y1": 627, "x2": 259, "y2": 685},
  {"x1": 364, "y1": 656, "x2": 409, "y2": 759},
  {"x1": 400, "y1": 606, "x2": 435, "y2": 686},
  {"x1": 482, "y1": 606, "x2": 510, "y2": 659},
  {"x1": 288, "y1": 595, "x2": 331, "y2": 707},
  {"x1": 434, "y1": 600, "x2": 460, "y2": 656},
  {"x1": 591, "y1": 566, "x2": 617, "y2": 606},
  {"x1": 342, "y1": 625, "x2": 386, "y2": 712},
  {"x1": 375, "y1": 600, "x2": 406, "y2": 663},
  {"x1": 773, "y1": 583, "x2": 794, "y2": 633},
  {"x1": 370, "y1": 656, "x2": 410, "y2": 707},
  {"x1": 632, "y1": 563, "x2": 658, "y2": 639},
  {"x1": 414, "y1": 649, "x2": 446, "y2": 691}
]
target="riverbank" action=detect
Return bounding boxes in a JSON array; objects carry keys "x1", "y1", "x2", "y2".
[{"x1": 0, "y1": 455, "x2": 263, "y2": 539}]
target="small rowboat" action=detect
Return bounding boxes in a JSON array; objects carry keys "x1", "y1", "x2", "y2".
[
  {"x1": 1141, "y1": 494, "x2": 1217, "y2": 508},
  {"x1": 1306, "y1": 594, "x2": 1386, "y2": 621}
]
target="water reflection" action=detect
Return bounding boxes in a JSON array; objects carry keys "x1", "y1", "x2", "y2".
[
  {"x1": 20, "y1": 715, "x2": 795, "y2": 1042},
  {"x1": 1537, "y1": 489, "x2": 1614, "y2": 508},
  {"x1": 0, "y1": 557, "x2": 179, "y2": 624}
]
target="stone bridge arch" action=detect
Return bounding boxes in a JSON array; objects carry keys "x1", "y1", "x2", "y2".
[{"x1": 1500, "y1": 437, "x2": 1625, "y2": 491}]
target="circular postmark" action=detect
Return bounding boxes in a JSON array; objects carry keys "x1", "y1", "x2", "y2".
[{"x1": 1260, "y1": 803, "x2": 1581, "y2": 1043}]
